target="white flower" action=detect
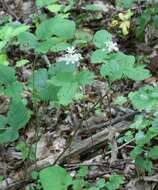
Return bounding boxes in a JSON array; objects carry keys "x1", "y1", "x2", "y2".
[
  {"x1": 66, "y1": 46, "x2": 76, "y2": 54},
  {"x1": 58, "y1": 46, "x2": 82, "y2": 66},
  {"x1": 103, "y1": 41, "x2": 119, "y2": 53}
]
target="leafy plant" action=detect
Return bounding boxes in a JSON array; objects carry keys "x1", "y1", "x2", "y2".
[{"x1": 39, "y1": 166, "x2": 124, "y2": 190}]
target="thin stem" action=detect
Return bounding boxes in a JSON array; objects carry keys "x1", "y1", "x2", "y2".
[{"x1": 53, "y1": 93, "x2": 107, "y2": 165}]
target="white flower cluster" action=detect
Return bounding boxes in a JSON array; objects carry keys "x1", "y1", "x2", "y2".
[
  {"x1": 103, "y1": 41, "x2": 119, "y2": 53},
  {"x1": 58, "y1": 47, "x2": 82, "y2": 66}
]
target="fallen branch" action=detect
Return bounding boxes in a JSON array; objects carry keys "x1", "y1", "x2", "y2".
[
  {"x1": 0, "y1": 120, "x2": 131, "y2": 190},
  {"x1": 59, "y1": 121, "x2": 131, "y2": 164},
  {"x1": 79, "y1": 111, "x2": 138, "y2": 134}
]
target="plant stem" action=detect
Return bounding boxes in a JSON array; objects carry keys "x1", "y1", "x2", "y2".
[{"x1": 53, "y1": 93, "x2": 107, "y2": 165}]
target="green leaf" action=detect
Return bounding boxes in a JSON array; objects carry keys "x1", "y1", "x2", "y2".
[
  {"x1": 7, "y1": 99, "x2": 31, "y2": 130},
  {"x1": 39, "y1": 166, "x2": 72, "y2": 190},
  {"x1": 113, "y1": 96, "x2": 127, "y2": 105},
  {"x1": 93, "y1": 30, "x2": 112, "y2": 48},
  {"x1": 0, "y1": 53, "x2": 9, "y2": 65},
  {"x1": 0, "y1": 65, "x2": 16, "y2": 85},
  {"x1": 36, "y1": 39, "x2": 54, "y2": 53},
  {"x1": 135, "y1": 131, "x2": 146, "y2": 145},
  {"x1": 48, "y1": 62, "x2": 76, "y2": 77},
  {"x1": 148, "y1": 146, "x2": 158, "y2": 160},
  {"x1": 77, "y1": 71, "x2": 95, "y2": 85},
  {"x1": 18, "y1": 32, "x2": 38, "y2": 50},
  {"x1": 105, "y1": 175, "x2": 125, "y2": 190},
  {"x1": 47, "y1": 4, "x2": 62, "y2": 13},
  {"x1": 36, "y1": 17, "x2": 76, "y2": 40},
  {"x1": 130, "y1": 146, "x2": 143, "y2": 158},
  {"x1": 4, "y1": 81, "x2": 23, "y2": 97},
  {"x1": 31, "y1": 171, "x2": 39, "y2": 180},
  {"x1": 129, "y1": 115, "x2": 150, "y2": 130},
  {"x1": 123, "y1": 0, "x2": 135, "y2": 9},
  {"x1": 135, "y1": 157, "x2": 153, "y2": 174},
  {"x1": 0, "y1": 115, "x2": 6, "y2": 128},
  {"x1": 91, "y1": 49, "x2": 108, "y2": 64},
  {"x1": 97, "y1": 179, "x2": 106, "y2": 188},
  {"x1": 12, "y1": 24, "x2": 30, "y2": 37},
  {"x1": 38, "y1": 82, "x2": 59, "y2": 102},
  {"x1": 57, "y1": 82, "x2": 78, "y2": 105},
  {"x1": 0, "y1": 128, "x2": 19, "y2": 144},
  {"x1": 77, "y1": 166, "x2": 88, "y2": 177},
  {"x1": 129, "y1": 86, "x2": 158, "y2": 111},
  {"x1": 75, "y1": 30, "x2": 92, "y2": 43},
  {"x1": 125, "y1": 65, "x2": 151, "y2": 81},
  {"x1": 51, "y1": 42, "x2": 70, "y2": 52},
  {"x1": 153, "y1": 15, "x2": 158, "y2": 29},
  {"x1": 16, "y1": 59, "x2": 30, "y2": 67},
  {"x1": 0, "y1": 41, "x2": 7, "y2": 51},
  {"x1": 29, "y1": 69, "x2": 48, "y2": 91},
  {"x1": 36, "y1": 0, "x2": 57, "y2": 7},
  {"x1": 83, "y1": 4, "x2": 103, "y2": 11},
  {"x1": 100, "y1": 61, "x2": 123, "y2": 81},
  {"x1": 100, "y1": 52, "x2": 147, "y2": 82}
]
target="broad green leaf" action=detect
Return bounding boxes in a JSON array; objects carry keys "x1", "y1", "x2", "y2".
[
  {"x1": 50, "y1": 72, "x2": 76, "y2": 86},
  {"x1": 83, "y1": 4, "x2": 103, "y2": 11},
  {"x1": 48, "y1": 62, "x2": 76, "y2": 77},
  {"x1": 129, "y1": 86, "x2": 158, "y2": 111},
  {"x1": 51, "y1": 42, "x2": 70, "y2": 52},
  {"x1": 125, "y1": 65, "x2": 151, "y2": 81},
  {"x1": 129, "y1": 115, "x2": 150, "y2": 130},
  {"x1": 97, "y1": 179, "x2": 106, "y2": 188},
  {"x1": 47, "y1": 4, "x2": 62, "y2": 13},
  {"x1": 91, "y1": 49, "x2": 108, "y2": 64},
  {"x1": 0, "y1": 41, "x2": 7, "y2": 51},
  {"x1": 72, "y1": 179, "x2": 87, "y2": 190},
  {"x1": 93, "y1": 30, "x2": 112, "y2": 48},
  {"x1": 113, "y1": 96, "x2": 127, "y2": 105},
  {"x1": 105, "y1": 175, "x2": 125, "y2": 190},
  {"x1": 18, "y1": 32, "x2": 38, "y2": 50},
  {"x1": 153, "y1": 15, "x2": 158, "y2": 29},
  {"x1": 4, "y1": 81, "x2": 23, "y2": 97},
  {"x1": 75, "y1": 30, "x2": 92, "y2": 43},
  {"x1": 0, "y1": 128, "x2": 19, "y2": 144},
  {"x1": 135, "y1": 131, "x2": 146, "y2": 145},
  {"x1": 77, "y1": 166, "x2": 88, "y2": 177},
  {"x1": 50, "y1": 17, "x2": 76, "y2": 40},
  {"x1": 7, "y1": 99, "x2": 31, "y2": 130},
  {"x1": 16, "y1": 59, "x2": 30, "y2": 67},
  {"x1": 100, "y1": 61, "x2": 123, "y2": 81},
  {"x1": 148, "y1": 146, "x2": 158, "y2": 160},
  {"x1": 123, "y1": 0, "x2": 135, "y2": 8},
  {"x1": 0, "y1": 115, "x2": 6, "y2": 128},
  {"x1": 130, "y1": 146, "x2": 143, "y2": 158},
  {"x1": 29, "y1": 69, "x2": 48, "y2": 91},
  {"x1": 0, "y1": 65, "x2": 16, "y2": 85},
  {"x1": 36, "y1": 40, "x2": 54, "y2": 53},
  {"x1": 77, "y1": 71, "x2": 95, "y2": 85},
  {"x1": 38, "y1": 82, "x2": 59, "y2": 102},
  {"x1": 58, "y1": 82, "x2": 78, "y2": 105},
  {"x1": 39, "y1": 166, "x2": 72, "y2": 190},
  {"x1": 36, "y1": 0, "x2": 57, "y2": 7},
  {"x1": 36, "y1": 17, "x2": 76, "y2": 40},
  {"x1": 36, "y1": 37, "x2": 68, "y2": 53},
  {"x1": 0, "y1": 53, "x2": 9, "y2": 65},
  {"x1": 135, "y1": 157, "x2": 153, "y2": 174},
  {"x1": 12, "y1": 24, "x2": 30, "y2": 37}
]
